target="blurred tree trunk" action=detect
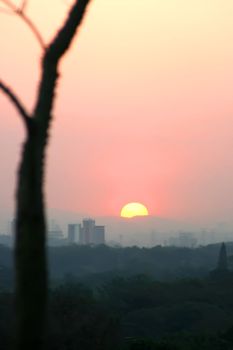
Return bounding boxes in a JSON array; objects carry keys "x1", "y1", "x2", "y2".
[
  {"x1": 15, "y1": 121, "x2": 48, "y2": 349},
  {"x1": 0, "y1": 1, "x2": 92, "y2": 349}
]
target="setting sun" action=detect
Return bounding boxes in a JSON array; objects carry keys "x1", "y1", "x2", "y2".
[{"x1": 120, "y1": 202, "x2": 149, "y2": 218}]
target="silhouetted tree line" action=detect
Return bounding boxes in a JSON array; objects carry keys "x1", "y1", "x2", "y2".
[
  {"x1": 0, "y1": 241, "x2": 233, "y2": 349},
  {"x1": 1, "y1": 243, "x2": 233, "y2": 290},
  {"x1": 48, "y1": 243, "x2": 233, "y2": 282}
]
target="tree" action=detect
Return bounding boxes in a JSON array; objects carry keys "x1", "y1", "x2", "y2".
[
  {"x1": 0, "y1": 0, "x2": 92, "y2": 348},
  {"x1": 209, "y1": 242, "x2": 230, "y2": 280},
  {"x1": 217, "y1": 243, "x2": 228, "y2": 271}
]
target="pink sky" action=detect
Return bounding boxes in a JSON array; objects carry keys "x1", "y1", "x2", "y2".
[{"x1": 0, "y1": 0, "x2": 233, "y2": 223}]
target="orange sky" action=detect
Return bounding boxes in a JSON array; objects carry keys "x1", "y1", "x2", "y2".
[{"x1": 0, "y1": 0, "x2": 233, "y2": 223}]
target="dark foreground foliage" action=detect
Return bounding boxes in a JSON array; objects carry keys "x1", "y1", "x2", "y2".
[{"x1": 1, "y1": 274, "x2": 233, "y2": 349}]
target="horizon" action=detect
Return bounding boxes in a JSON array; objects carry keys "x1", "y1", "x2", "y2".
[{"x1": 1, "y1": 207, "x2": 232, "y2": 248}]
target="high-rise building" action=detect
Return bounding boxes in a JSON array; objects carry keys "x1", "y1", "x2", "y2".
[
  {"x1": 79, "y1": 219, "x2": 105, "y2": 245},
  {"x1": 82, "y1": 219, "x2": 95, "y2": 244}
]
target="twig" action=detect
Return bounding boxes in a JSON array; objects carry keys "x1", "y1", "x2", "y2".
[
  {"x1": 18, "y1": 11, "x2": 45, "y2": 49},
  {"x1": 46, "y1": 0, "x2": 91, "y2": 63},
  {"x1": 0, "y1": 0, "x2": 45, "y2": 49},
  {"x1": 0, "y1": 80, "x2": 31, "y2": 128}
]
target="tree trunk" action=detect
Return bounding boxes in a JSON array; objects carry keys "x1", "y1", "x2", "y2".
[
  {"x1": 15, "y1": 122, "x2": 48, "y2": 349},
  {"x1": 0, "y1": 2, "x2": 92, "y2": 349}
]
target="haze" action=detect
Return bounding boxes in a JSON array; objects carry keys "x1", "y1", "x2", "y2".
[{"x1": 0, "y1": 0, "x2": 233, "y2": 225}]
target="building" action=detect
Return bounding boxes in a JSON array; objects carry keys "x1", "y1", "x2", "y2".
[
  {"x1": 93, "y1": 226, "x2": 105, "y2": 245},
  {"x1": 168, "y1": 232, "x2": 197, "y2": 248},
  {"x1": 48, "y1": 229, "x2": 63, "y2": 240},
  {"x1": 68, "y1": 224, "x2": 81, "y2": 244},
  {"x1": 79, "y1": 219, "x2": 105, "y2": 245},
  {"x1": 80, "y1": 218, "x2": 95, "y2": 244},
  {"x1": 10, "y1": 218, "x2": 16, "y2": 236},
  {"x1": 47, "y1": 226, "x2": 64, "y2": 246}
]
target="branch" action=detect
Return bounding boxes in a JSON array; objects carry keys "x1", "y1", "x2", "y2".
[
  {"x1": 34, "y1": 0, "x2": 92, "y2": 122},
  {"x1": 0, "y1": 80, "x2": 31, "y2": 128},
  {"x1": 46, "y1": 0, "x2": 92, "y2": 63},
  {"x1": 18, "y1": 11, "x2": 45, "y2": 49},
  {"x1": 0, "y1": 0, "x2": 45, "y2": 49}
]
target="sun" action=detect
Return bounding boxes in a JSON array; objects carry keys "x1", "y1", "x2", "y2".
[{"x1": 120, "y1": 202, "x2": 149, "y2": 218}]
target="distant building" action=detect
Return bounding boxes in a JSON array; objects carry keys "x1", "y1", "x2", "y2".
[
  {"x1": 179, "y1": 232, "x2": 197, "y2": 247},
  {"x1": 68, "y1": 224, "x2": 81, "y2": 244},
  {"x1": 48, "y1": 229, "x2": 63, "y2": 240},
  {"x1": 93, "y1": 226, "x2": 105, "y2": 245},
  {"x1": 80, "y1": 218, "x2": 95, "y2": 244},
  {"x1": 47, "y1": 227, "x2": 64, "y2": 246},
  {"x1": 79, "y1": 219, "x2": 105, "y2": 245},
  {"x1": 168, "y1": 232, "x2": 197, "y2": 248},
  {"x1": 9, "y1": 218, "x2": 16, "y2": 236}
]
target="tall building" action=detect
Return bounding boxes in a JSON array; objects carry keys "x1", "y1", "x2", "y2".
[
  {"x1": 79, "y1": 219, "x2": 105, "y2": 245},
  {"x1": 68, "y1": 224, "x2": 81, "y2": 244},
  {"x1": 81, "y1": 218, "x2": 95, "y2": 244}
]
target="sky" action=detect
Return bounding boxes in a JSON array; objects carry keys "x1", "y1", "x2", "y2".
[{"x1": 0, "y1": 0, "x2": 233, "y2": 225}]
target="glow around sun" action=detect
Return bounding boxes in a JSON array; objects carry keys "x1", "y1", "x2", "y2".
[{"x1": 120, "y1": 202, "x2": 149, "y2": 218}]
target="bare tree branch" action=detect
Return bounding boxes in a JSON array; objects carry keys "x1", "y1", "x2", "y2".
[
  {"x1": 0, "y1": 80, "x2": 31, "y2": 128},
  {"x1": 47, "y1": 0, "x2": 91, "y2": 63},
  {"x1": 1, "y1": 1, "x2": 93, "y2": 348},
  {"x1": 17, "y1": 11, "x2": 45, "y2": 49},
  {"x1": 34, "y1": 0, "x2": 92, "y2": 123},
  {"x1": 0, "y1": 0, "x2": 45, "y2": 49}
]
